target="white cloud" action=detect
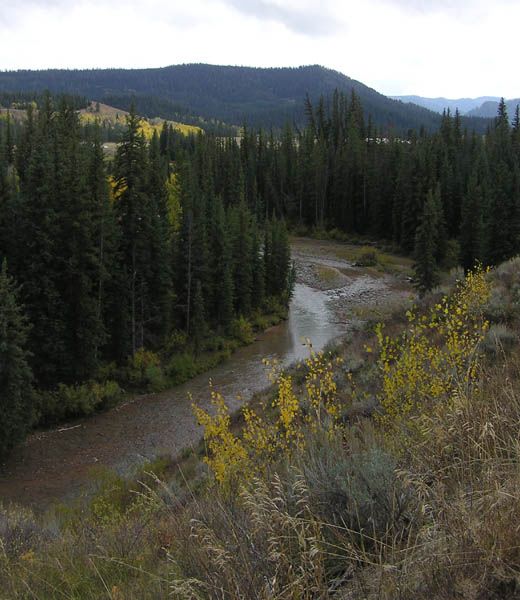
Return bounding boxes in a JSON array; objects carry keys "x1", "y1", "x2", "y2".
[
  {"x1": 0, "y1": 0, "x2": 519, "y2": 99},
  {"x1": 221, "y1": 0, "x2": 341, "y2": 35}
]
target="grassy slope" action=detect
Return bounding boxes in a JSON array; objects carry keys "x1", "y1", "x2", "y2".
[
  {"x1": 0, "y1": 259, "x2": 519, "y2": 598},
  {"x1": 0, "y1": 101, "x2": 202, "y2": 139},
  {"x1": 78, "y1": 101, "x2": 202, "y2": 137}
]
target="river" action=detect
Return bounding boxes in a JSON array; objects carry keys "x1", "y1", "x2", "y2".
[
  {"x1": 0, "y1": 280, "x2": 347, "y2": 509},
  {"x1": 0, "y1": 239, "x2": 409, "y2": 510}
]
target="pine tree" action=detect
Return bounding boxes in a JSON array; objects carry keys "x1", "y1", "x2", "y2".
[
  {"x1": 210, "y1": 197, "x2": 234, "y2": 331},
  {"x1": 88, "y1": 124, "x2": 121, "y2": 364},
  {"x1": 251, "y1": 218, "x2": 265, "y2": 310},
  {"x1": 191, "y1": 280, "x2": 206, "y2": 356},
  {"x1": 0, "y1": 260, "x2": 33, "y2": 460},
  {"x1": 230, "y1": 202, "x2": 253, "y2": 316},
  {"x1": 414, "y1": 189, "x2": 440, "y2": 294},
  {"x1": 17, "y1": 97, "x2": 68, "y2": 386},
  {"x1": 113, "y1": 105, "x2": 153, "y2": 354},
  {"x1": 55, "y1": 100, "x2": 104, "y2": 382},
  {"x1": 460, "y1": 173, "x2": 484, "y2": 271},
  {"x1": 147, "y1": 130, "x2": 172, "y2": 344}
]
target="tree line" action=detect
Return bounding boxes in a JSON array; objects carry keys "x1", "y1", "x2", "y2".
[
  {"x1": 158, "y1": 91, "x2": 519, "y2": 291},
  {"x1": 0, "y1": 65, "x2": 492, "y2": 133},
  {"x1": 1, "y1": 88, "x2": 519, "y2": 458},
  {"x1": 0, "y1": 97, "x2": 292, "y2": 460}
]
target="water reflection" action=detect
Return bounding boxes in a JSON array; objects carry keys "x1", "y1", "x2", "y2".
[{"x1": 0, "y1": 283, "x2": 346, "y2": 508}]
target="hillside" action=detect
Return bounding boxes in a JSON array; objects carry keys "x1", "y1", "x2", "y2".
[
  {"x1": 467, "y1": 97, "x2": 520, "y2": 119},
  {"x1": 392, "y1": 94, "x2": 500, "y2": 115},
  {"x1": 78, "y1": 101, "x2": 201, "y2": 137},
  {"x1": 1, "y1": 253, "x2": 519, "y2": 599},
  {"x1": 394, "y1": 94, "x2": 520, "y2": 123},
  {"x1": 0, "y1": 64, "x2": 491, "y2": 133}
]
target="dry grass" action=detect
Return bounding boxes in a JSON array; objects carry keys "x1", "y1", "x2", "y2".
[{"x1": 1, "y1": 263, "x2": 520, "y2": 598}]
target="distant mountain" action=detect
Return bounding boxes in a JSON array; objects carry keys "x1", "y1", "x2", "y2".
[
  {"x1": 0, "y1": 64, "x2": 491, "y2": 133},
  {"x1": 392, "y1": 95, "x2": 500, "y2": 115},
  {"x1": 466, "y1": 98, "x2": 520, "y2": 120}
]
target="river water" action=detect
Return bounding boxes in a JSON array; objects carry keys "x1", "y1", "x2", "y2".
[{"x1": 0, "y1": 282, "x2": 346, "y2": 509}]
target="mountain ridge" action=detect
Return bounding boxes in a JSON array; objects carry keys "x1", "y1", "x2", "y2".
[
  {"x1": 0, "y1": 63, "x2": 491, "y2": 133},
  {"x1": 393, "y1": 94, "x2": 520, "y2": 122}
]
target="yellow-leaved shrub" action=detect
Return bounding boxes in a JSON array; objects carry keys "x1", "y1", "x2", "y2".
[
  {"x1": 193, "y1": 350, "x2": 343, "y2": 489},
  {"x1": 376, "y1": 266, "x2": 490, "y2": 441}
]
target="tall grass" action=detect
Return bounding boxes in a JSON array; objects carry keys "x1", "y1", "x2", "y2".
[{"x1": 1, "y1": 263, "x2": 519, "y2": 598}]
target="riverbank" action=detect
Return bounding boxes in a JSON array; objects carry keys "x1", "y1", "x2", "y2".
[
  {"x1": 0, "y1": 238, "x2": 413, "y2": 510},
  {"x1": 2, "y1": 257, "x2": 517, "y2": 599}
]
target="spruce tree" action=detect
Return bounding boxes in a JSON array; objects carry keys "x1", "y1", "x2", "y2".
[
  {"x1": 113, "y1": 106, "x2": 153, "y2": 354},
  {"x1": 251, "y1": 218, "x2": 265, "y2": 311},
  {"x1": 191, "y1": 280, "x2": 206, "y2": 356},
  {"x1": 18, "y1": 96, "x2": 68, "y2": 386},
  {"x1": 460, "y1": 173, "x2": 484, "y2": 271},
  {"x1": 0, "y1": 260, "x2": 33, "y2": 460},
  {"x1": 230, "y1": 202, "x2": 253, "y2": 316},
  {"x1": 414, "y1": 190, "x2": 440, "y2": 294}
]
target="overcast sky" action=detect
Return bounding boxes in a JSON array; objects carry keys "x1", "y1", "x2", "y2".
[{"x1": 1, "y1": 0, "x2": 519, "y2": 98}]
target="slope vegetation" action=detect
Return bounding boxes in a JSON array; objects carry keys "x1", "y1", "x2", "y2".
[
  {"x1": 1, "y1": 257, "x2": 519, "y2": 599},
  {"x1": 0, "y1": 64, "x2": 491, "y2": 132}
]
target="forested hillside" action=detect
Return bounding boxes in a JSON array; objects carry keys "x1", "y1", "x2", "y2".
[
  {"x1": 0, "y1": 64, "x2": 491, "y2": 132},
  {"x1": 158, "y1": 91, "x2": 518, "y2": 292},
  {"x1": 467, "y1": 97, "x2": 520, "y2": 120},
  {"x1": 392, "y1": 94, "x2": 500, "y2": 115},
  {"x1": 1, "y1": 86, "x2": 519, "y2": 460}
]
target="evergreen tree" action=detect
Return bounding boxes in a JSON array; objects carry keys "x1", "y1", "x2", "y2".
[
  {"x1": 87, "y1": 125, "x2": 121, "y2": 363},
  {"x1": 113, "y1": 106, "x2": 154, "y2": 354},
  {"x1": 0, "y1": 260, "x2": 33, "y2": 460},
  {"x1": 17, "y1": 97, "x2": 69, "y2": 386},
  {"x1": 191, "y1": 279, "x2": 206, "y2": 355},
  {"x1": 251, "y1": 218, "x2": 265, "y2": 310},
  {"x1": 414, "y1": 189, "x2": 440, "y2": 294},
  {"x1": 460, "y1": 173, "x2": 484, "y2": 271},
  {"x1": 230, "y1": 202, "x2": 253, "y2": 315}
]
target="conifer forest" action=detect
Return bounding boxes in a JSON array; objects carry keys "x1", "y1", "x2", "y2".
[{"x1": 1, "y1": 90, "x2": 520, "y2": 458}]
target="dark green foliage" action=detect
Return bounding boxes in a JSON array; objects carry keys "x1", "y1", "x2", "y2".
[
  {"x1": 191, "y1": 280, "x2": 206, "y2": 355},
  {"x1": 0, "y1": 96, "x2": 294, "y2": 457},
  {"x1": 112, "y1": 108, "x2": 174, "y2": 355},
  {"x1": 0, "y1": 64, "x2": 491, "y2": 133},
  {"x1": 3, "y1": 87, "x2": 515, "y2": 459},
  {"x1": 0, "y1": 261, "x2": 33, "y2": 459},
  {"x1": 414, "y1": 189, "x2": 441, "y2": 294},
  {"x1": 460, "y1": 173, "x2": 485, "y2": 271}
]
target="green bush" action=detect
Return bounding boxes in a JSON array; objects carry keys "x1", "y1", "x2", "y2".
[
  {"x1": 263, "y1": 296, "x2": 288, "y2": 320},
  {"x1": 127, "y1": 348, "x2": 167, "y2": 392},
  {"x1": 230, "y1": 316, "x2": 254, "y2": 345},
  {"x1": 442, "y1": 238, "x2": 461, "y2": 269},
  {"x1": 0, "y1": 503, "x2": 46, "y2": 559},
  {"x1": 202, "y1": 335, "x2": 227, "y2": 352},
  {"x1": 166, "y1": 352, "x2": 198, "y2": 385},
  {"x1": 36, "y1": 380, "x2": 123, "y2": 425},
  {"x1": 327, "y1": 227, "x2": 349, "y2": 242},
  {"x1": 293, "y1": 430, "x2": 408, "y2": 538},
  {"x1": 485, "y1": 285, "x2": 510, "y2": 321},
  {"x1": 164, "y1": 329, "x2": 188, "y2": 355}
]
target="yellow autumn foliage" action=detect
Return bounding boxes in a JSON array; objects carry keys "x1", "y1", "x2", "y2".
[
  {"x1": 79, "y1": 108, "x2": 201, "y2": 139},
  {"x1": 376, "y1": 265, "x2": 491, "y2": 441},
  {"x1": 192, "y1": 386, "x2": 249, "y2": 486},
  {"x1": 193, "y1": 350, "x2": 343, "y2": 489}
]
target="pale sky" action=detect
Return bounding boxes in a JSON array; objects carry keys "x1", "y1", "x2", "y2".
[{"x1": 1, "y1": 0, "x2": 519, "y2": 98}]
